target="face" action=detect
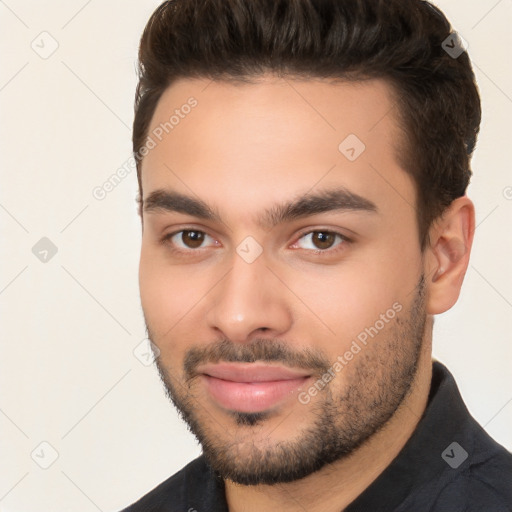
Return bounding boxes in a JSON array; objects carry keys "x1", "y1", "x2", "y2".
[{"x1": 138, "y1": 75, "x2": 429, "y2": 485}]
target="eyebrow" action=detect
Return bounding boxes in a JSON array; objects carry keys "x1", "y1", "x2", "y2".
[{"x1": 143, "y1": 187, "x2": 378, "y2": 229}]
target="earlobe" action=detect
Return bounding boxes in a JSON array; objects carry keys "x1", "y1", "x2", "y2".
[{"x1": 426, "y1": 197, "x2": 475, "y2": 314}]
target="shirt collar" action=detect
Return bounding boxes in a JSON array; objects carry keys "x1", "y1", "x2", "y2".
[{"x1": 344, "y1": 360, "x2": 472, "y2": 511}]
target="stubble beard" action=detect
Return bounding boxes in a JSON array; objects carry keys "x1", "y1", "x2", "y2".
[{"x1": 150, "y1": 276, "x2": 427, "y2": 485}]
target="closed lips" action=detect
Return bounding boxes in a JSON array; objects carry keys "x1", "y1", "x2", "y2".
[
  {"x1": 198, "y1": 362, "x2": 311, "y2": 382},
  {"x1": 198, "y1": 363, "x2": 312, "y2": 413}
]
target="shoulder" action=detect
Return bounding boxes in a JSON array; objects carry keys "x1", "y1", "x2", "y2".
[
  {"x1": 430, "y1": 444, "x2": 512, "y2": 512},
  {"x1": 119, "y1": 455, "x2": 218, "y2": 512}
]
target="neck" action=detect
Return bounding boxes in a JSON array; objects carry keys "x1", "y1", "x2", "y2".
[{"x1": 225, "y1": 333, "x2": 433, "y2": 512}]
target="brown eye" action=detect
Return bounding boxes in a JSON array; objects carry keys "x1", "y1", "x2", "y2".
[
  {"x1": 311, "y1": 231, "x2": 336, "y2": 250},
  {"x1": 294, "y1": 230, "x2": 348, "y2": 252},
  {"x1": 181, "y1": 230, "x2": 205, "y2": 248},
  {"x1": 162, "y1": 229, "x2": 219, "y2": 253}
]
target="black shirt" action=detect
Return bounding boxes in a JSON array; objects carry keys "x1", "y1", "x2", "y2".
[{"x1": 121, "y1": 361, "x2": 512, "y2": 511}]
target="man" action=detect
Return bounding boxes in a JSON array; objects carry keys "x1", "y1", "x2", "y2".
[{"x1": 122, "y1": 0, "x2": 512, "y2": 510}]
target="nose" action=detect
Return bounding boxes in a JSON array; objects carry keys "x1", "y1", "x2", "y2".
[{"x1": 206, "y1": 252, "x2": 293, "y2": 344}]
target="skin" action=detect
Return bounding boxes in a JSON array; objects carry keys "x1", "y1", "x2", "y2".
[{"x1": 138, "y1": 75, "x2": 475, "y2": 511}]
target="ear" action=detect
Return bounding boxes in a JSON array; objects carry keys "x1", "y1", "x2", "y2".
[{"x1": 424, "y1": 196, "x2": 475, "y2": 315}]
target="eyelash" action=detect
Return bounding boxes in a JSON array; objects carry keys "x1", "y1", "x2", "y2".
[{"x1": 160, "y1": 228, "x2": 352, "y2": 257}]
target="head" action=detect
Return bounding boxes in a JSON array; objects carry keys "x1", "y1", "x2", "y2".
[{"x1": 135, "y1": 0, "x2": 479, "y2": 485}]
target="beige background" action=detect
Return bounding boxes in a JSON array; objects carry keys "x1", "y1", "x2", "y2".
[{"x1": 0, "y1": 0, "x2": 511, "y2": 510}]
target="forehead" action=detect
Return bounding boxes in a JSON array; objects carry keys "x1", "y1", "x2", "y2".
[{"x1": 140, "y1": 75, "x2": 414, "y2": 219}]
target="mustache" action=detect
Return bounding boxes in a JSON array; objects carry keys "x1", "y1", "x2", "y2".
[{"x1": 183, "y1": 338, "x2": 331, "y2": 380}]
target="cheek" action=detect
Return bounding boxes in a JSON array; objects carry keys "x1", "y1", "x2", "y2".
[
  {"x1": 283, "y1": 244, "x2": 420, "y2": 345},
  {"x1": 139, "y1": 260, "x2": 192, "y2": 367},
  {"x1": 288, "y1": 270, "x2": 392, "y2": 343},
  {"x1": 139, "y1": 246, "x2": 192, "y2": 331},
  {"x1": 139, "y1": 245, "x2": 218, "y2": 345}
]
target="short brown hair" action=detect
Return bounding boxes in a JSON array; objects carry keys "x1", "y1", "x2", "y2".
[{"x1": 133, "y1": 0, "x2": 481, "y2": 249}]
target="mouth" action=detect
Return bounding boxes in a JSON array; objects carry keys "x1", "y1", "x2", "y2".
[{"x1": 197, "y1": 362, "x2": 311, "y2": 414}]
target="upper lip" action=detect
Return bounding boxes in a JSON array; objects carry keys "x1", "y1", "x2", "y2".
[{"x1": 198, "y1": 363, "x2": 311, "y2": 383}]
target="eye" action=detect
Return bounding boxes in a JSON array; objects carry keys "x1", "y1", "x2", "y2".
[
  {"x1": 160, "y1": 228, "x2": 349, "y2": 255},
  {"x1": 162, "y1": 229, "x2": 218, "y2": 251},
  {"x1": 292, "y1": 230, "x2": 349, "y2": 252}
]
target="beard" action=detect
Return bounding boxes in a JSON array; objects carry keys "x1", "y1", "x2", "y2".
[{"x1": 148, "y1": 275, "x2": 427, "y2": 486}]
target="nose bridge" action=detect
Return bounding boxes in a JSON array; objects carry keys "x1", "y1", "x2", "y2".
[{"x1": 206, "y1": 250, "x2": 292, "y2": 342}]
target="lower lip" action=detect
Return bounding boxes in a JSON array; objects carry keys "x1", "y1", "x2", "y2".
[{"x1": 202, "y1": 375, "x2": 310, "y2": 413}]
